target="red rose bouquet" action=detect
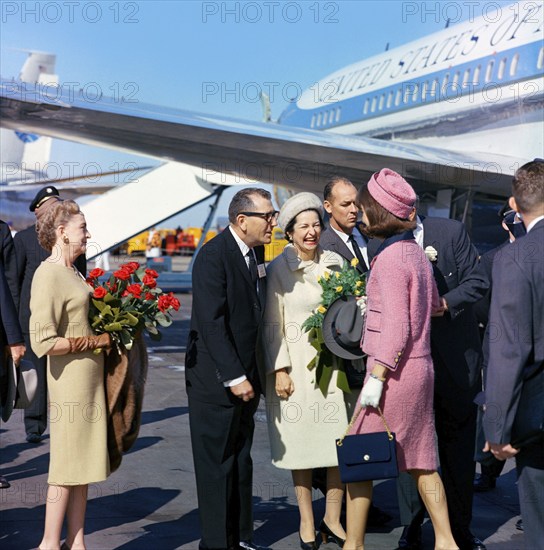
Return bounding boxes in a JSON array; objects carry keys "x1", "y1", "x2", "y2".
[{"x1": 87, "y1": 262, "x2": 180, "y2": 351}]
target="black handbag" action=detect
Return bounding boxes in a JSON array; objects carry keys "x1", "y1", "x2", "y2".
[
  {"x1": 511, "y1": 365, "x2": 544, "y2": 448},
  {"x1": 336, "y1": 405, "x2": 399, "y2": 483}
]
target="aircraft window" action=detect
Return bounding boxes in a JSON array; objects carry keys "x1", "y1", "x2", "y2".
[
  {"x1": 431, "y1": 79, "x2": 439, "y2": 97},
  {"x1": 387, "y1": 90, "x2": 393, "y2": 109},
  {"x1": 404, "y1": 85, "x2": 411, "y2": 104},
  {"x1": 421, "y1": 81, "x2": 428, "y2": 101},
  {"x1": 395, "y1": 88, "x2": 402, "y2": 106},
  {"x1": 498, "y1": 57, "x2": 507, "y2": 79},
  {"x1": 329, "y1": 110, "x2": 335, "y2": 124},
  {"x1": 412, "y1": 83, "x2": 419, "y2": 102},
  {"x1": 371, "y1": 96, "x2": 377, "y2": 112},
  {"x1": 317, "y1": 113, "x2": 322, "y2": 127},
  {"x1": 463, "y1": 68, "x2": 471, "y2": 87},
  {"x1": 485, "y1": 60, "x2": 494, "y2": 83},
  {"x1": 379, "y1": 94, "x2": 385, "y2": 110},
  {"x1": 510, "y1": 53, "x2": 519, "y2": 76},
  {"x1": 442, "y1": 73, "x2": 450, "y2": 94},
  {"x1": 452, "y1": 71, "x2": 460, "y2": 90},
  {"x1": 311, "y1": 115, "x2": 316, "y2": 129},
  {"x1": 336, "y1": 107, "x2": 341, "y2": 122},
  {"x1": 473, "y1": 65, "x2": 481, "y2": 85},
  {"x1": 538, "y1": 47, "x2": 544, "y2": 69},
  {"x1": 363, "y1": 98, "x2": 369, "y2": 115}
]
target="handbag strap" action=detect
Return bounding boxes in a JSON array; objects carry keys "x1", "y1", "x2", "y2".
[{"x1": 337, "y1": 404, "x2": 394, "y2": 446}]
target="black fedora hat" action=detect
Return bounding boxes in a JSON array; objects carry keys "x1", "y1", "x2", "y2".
[
  {"x1": 322, "y1": 295, "x2": 365, "y2": 360},
  {"x1": 29, "y1": 185, "x2": 60, "y2": 212}
]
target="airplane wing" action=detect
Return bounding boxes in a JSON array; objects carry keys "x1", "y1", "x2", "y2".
[{"x1": 1, "y1": 79, "x2": 516, "y2": 197}]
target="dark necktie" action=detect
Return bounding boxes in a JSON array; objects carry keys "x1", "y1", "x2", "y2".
[
  {"x1": 247, "y1": 250, "x2": 258, "y2": 286},
  {"x1": 348, "y1": 234, "x2": 367, "y2": 271}
]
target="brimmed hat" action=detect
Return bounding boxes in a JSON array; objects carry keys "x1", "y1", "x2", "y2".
[
  {"x1": 368, "y1": 169, "x2": 416, "y2": 219},
  {"x1": 29, "y1": 186, "x2": 60, "y2": 212},
  {"x1": 322, "y1": 296, "x2": 365, "y2": 360},
  {"x1": 1, "y1": 358, "x2": 37, "y2": 422},
  {"x1": 277, "y1": 192, "x2": 323, "y2": 232}
]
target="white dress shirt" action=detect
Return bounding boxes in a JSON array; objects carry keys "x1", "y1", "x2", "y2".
[{"x1": 331, "y1": 226, "x2": 369, "y2": 268}]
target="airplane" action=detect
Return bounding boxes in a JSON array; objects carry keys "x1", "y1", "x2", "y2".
[{"x1": 1, "y1": 0, "x2": 542, "y2": 256}]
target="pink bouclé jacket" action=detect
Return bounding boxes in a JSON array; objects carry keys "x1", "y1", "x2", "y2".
[{"x1": 362, "y1": 240, "x2": 440, "y2": 371}]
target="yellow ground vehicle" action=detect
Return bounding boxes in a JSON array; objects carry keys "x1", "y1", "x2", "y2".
[
  {"x1": 126, "y1": 229, "x2": 175, "y2": 256},
  {"x1": 264, "y1": 227, "x2": 288, "y2": 262},
  {"x1": 125, "y1": 228, "x2": 216, "y2": 256}
]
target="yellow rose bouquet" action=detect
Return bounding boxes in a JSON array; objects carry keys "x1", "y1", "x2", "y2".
[{"x1": 301, "y1": 258, "x2": 366, "y2": 395}]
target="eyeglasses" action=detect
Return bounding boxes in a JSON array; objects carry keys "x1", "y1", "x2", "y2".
[{"x1": 240, "y1": 210, "x2": 279, "y2": 223}]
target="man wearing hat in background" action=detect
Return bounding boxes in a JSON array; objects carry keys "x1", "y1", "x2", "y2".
[
  {"x1": 0, "y1": 225, "x2": 26, "y2": 488},
  {"x1": 13, "y1": 186, "x2": 87, "y2": 444},
  {"x1": 365, "y1": 169, "x2": 488, "y2": 550}
]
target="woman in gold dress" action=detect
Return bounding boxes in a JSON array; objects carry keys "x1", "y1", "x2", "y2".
[{"x1": 30, "y1": 200, "x2": 110, "y2": 550}]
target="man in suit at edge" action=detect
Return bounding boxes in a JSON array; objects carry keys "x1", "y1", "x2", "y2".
[
  {"x1": 185, "y1": 188, "x2": 277, "y2": 550},
  {"x1": 13, "y1": 187, "x2": 87, "y2": 444},
  {"x1": 0, "y1": 236, "x2": 26, "y2": 488},
  {"x1": 366, "y1": 185, "x2": 489, "y2": 550},
  {"x1": 318, "y1": 175, "x2": 392, "y2": 527},
  {"x1": 483, "y1": 159, "x2": 544, "y2": 548}
]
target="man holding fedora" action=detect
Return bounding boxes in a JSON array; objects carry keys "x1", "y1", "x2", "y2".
[{"x1": 13, "y1": 186, "x2": 87, "y2": 444}]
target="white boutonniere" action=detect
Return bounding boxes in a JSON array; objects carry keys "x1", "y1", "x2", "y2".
[{"x1": 425, "y1": 246, "x2": 438, "y2": 262}]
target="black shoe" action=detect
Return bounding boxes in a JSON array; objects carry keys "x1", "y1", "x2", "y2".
[
  {"x1": 319, "y1": 520, "x2": 345, "y2": 547},
  {"x1": 473, "y1": 473, "x2": 496, "y2": 492},
  {"x1": 397, "y1": 523, "x2": 422, "y2": 550},
  {"x1": 239, "y1": 542, "x2": 270, "y2": 550},
  {"x1": 367, "y1": 503, "x2": 393, "y2": 527},
  {"x1": 515, "y1": 518, "x2": 523, "y2": 531},
  {"x1": 299, "y1": 536, "x2": 317, "y2": 550},
  {"x1": 26, "y1": 433, "x2": 42, "y2": 444},
  {"x1": 454, "y1": 532, "x2": 487, "y2": 550}
]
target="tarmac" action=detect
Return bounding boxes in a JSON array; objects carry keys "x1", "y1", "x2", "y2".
[{"x1": 0, "y1": 274, "x2": 530, "y2": 549}]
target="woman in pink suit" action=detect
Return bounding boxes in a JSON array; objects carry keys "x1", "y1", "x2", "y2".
[{"x1": 343, "y1": 169, "x2": 458, "y2": 550}]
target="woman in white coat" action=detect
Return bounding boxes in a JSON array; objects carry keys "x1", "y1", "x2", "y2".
[{"x1": 263, "y1": 192, "x2": 350, "y2": 549}]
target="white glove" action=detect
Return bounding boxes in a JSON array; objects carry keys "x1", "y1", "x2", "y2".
[
  {"x1": 356, "y1": 295, "x2": 367, "y2": 316},
  {"x1": 360, "y1": 376, "x2": 383, "y2": 408}
]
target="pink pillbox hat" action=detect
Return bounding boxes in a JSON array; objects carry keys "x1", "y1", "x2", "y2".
[{"x1": 367, "y1": 168, "x2": 417, "y2": 219}]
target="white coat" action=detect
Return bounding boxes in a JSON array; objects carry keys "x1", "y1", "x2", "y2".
[{"x1": 263, "y1": 245, "x2": 351, "y2": 469}]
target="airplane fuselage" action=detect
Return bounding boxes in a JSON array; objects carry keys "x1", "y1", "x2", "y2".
[{"x1": 279, "y1": 1, "x2": 543, "y2": 165}]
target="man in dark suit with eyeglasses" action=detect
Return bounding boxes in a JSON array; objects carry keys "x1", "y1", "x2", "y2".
[{"x1": 186, "y1": 187, "x2": 277, "y2": 550}]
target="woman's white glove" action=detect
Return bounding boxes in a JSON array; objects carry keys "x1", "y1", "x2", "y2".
[
  {"x1": 360, "y1": 376, "x2": 383, "y2": 408},
  {"x1": 356, "y1": 295, "x2": 367, "y2": 316}
]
